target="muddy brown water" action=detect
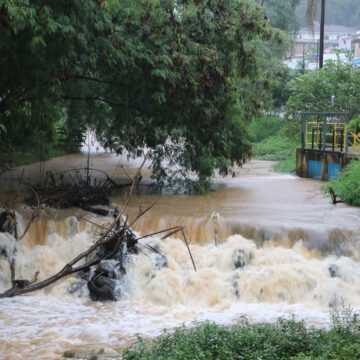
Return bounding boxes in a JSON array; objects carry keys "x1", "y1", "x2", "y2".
[{"x1": 0, "y1": 152, "x2": 359, "y2": 359}]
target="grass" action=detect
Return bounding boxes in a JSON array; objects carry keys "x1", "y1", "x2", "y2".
[
  {"x1": 250, "y1": 115, "x2": 299, "y2": 173},
  {"x1": 123, "y1": 306, "x2": 360, "y2": 360}
]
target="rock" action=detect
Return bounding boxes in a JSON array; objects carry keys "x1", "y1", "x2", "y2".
[
  {"x1": 0, "y1": 211, "x2": 16, "y2": 238},
  {"x1": 329, "y1": 264, "x2": 341, "y2": 278},
  {"x1": 233, "y1": 248, "x2": 251, "y2": 269},
  {"x1": 232, "y1": 279, "x2": 239, "y2": 298},
  {"x1": 125, "y1": 230, "x2": 138, "y2": 253},
  {"x1": 88, "y1": 275, "x2": 119, "y2": 301},
  {"x1": 63, "y1": 350, "x2": 76, "y2": 358},
  {"x1": 154, "y1": 254, "x2": 168, "y2": 270},
  {"x1": 68, "y1": 280, "x2": 88, "y2": 295},
  {"x1": 96, "y1": 260, "x2": 120, "y2": 279}
]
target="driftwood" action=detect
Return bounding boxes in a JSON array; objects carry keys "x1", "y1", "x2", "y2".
[
  {"x1": 329, "y1": 187, "x2": 343, "y2": 205},
  {"x1": 24, "y1": 163, "x2": 142, "y2": 209},
  {"x1": 0, "y1": 154, "x2": 197, "y2": 299},
  {"x1": 0, "y1": 206, "x2": 196, "y2": 299}
]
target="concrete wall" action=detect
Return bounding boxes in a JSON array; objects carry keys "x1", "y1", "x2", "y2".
[{"x1": 296, "y1": 148, "x2": 355, "y2": 181}]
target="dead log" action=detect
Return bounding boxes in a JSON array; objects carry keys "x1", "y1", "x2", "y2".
[{"x1": 329, "y1": 187, "x2": 343, "y2": 205}]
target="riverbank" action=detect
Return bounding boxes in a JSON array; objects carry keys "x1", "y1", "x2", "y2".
[{"x1": 63, "y1": 309, "x2": 360, "y2": 359}]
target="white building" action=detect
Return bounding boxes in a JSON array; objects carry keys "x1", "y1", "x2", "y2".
[{"x1": 293, "y1": 23, "x2": 355, "y2": 55}]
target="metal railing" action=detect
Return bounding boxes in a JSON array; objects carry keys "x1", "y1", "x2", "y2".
[
  {"x1": 302, "y1": 112, "x2": 359, "y2": 154},
  {"x1": 349, "y1": 132, "x2": 360, "y2": 153},
  {"x1": 304, "y1": 122, "x2": 346, "y2": 151}
]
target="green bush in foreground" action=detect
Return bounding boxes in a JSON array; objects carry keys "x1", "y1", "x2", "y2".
[
  {"x1": 323, "y1": 160, "x2": 360, "y2": 206},
  {"x1": 123, "y1": 307, "x2": 360, "y2": 360}
]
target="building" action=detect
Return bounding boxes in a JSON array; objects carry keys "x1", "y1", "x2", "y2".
[
  {"x1": 338, "y1": 32, "x2": 360, "y2": 69},
  {"x1": 293, "y1": 23, "x2": 355, "y2": 55}
]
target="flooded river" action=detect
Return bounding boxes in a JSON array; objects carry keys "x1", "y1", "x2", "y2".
[{"x1": 0, "y1": 152, "x2": 360, "y2": 359}]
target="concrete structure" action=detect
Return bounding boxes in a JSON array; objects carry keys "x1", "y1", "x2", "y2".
[
  {"x1": 296, "y1": 148, "x2": 355, "y2": 181},
  {"x1": 296, "y1": 113, "x2": 359, "y2": 181}
]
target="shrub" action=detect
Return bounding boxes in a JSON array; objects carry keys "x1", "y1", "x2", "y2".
[
  {"x1": 122, "y1": 311, "x2": 360, "y2": 360},
  {"x1": 323, "y1": 160, "x2": 360, "y2": 206}
]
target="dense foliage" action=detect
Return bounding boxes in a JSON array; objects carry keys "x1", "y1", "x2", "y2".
[
  {"x1": 261, "y1": 0, "x2": 302, "y2": 33},
  {"x1": 0, "y1": 0, "x2": 278, "y2": 191},
  {"x1": 123, "y1": 307, "x2": 360, "y2": 359},
  {"x1": 324, "y1": 160, "x2": 360, "y2": 206},
  {"x1": 285, "y1": 55, "x2": 360, "y2": 140}
]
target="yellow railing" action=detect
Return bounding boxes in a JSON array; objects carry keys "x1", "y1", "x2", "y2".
[
  {"x1": 305, "y1": 122, "x2": 346, "y2": 150},
  {"x1": 304, "y1": 122, "x2": 360, "y2": 153},
  {"x1": 349, "y1": 131, "x2": 360, "y2": 153}
]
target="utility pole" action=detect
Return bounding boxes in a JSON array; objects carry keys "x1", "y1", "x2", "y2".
[{"x1": 319, "y1": 0, "x2": 326, "y2": 68}]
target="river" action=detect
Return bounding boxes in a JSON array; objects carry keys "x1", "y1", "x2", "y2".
[{"x1": 0, "y1": 152, "x2": 359, "y2": 359}]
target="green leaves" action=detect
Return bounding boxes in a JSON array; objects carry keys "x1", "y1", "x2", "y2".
[
  {"x1": 123, "y1": 315, "x2": 360, "y2": 360},
  {"x1": 0, "y1": 124, "x2": 7, "y2": 134},
  {"x1": 285, "y1": 54, "x2": 360, "y2": 140},
  {"x1": 0, "y1": 0, "x2": 276, "y2": 190}
]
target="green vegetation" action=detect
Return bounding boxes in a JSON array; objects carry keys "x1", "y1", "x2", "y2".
[
  {"x1": 250, "y1": 115, "x2": 299, "y2": 173},
  {"x1": 284, "y1": 54, "x2": 360, "y2": 205},
  {"x1": 123, "y1": 306, "x2": 360, "y2": 360},
  {"x1": 323, "y1": 160, "x2": 360, "y2": 206},
  {"x1": 348, "y1": 116, "x2": 360, "y2": 134},
  {"x1": 0, "y1": 0, "x2": 284, "y2": 191},
  {"x1": 260, "y1": 0, "x2": 302, "y2": 33},
  {"x1": 285, "y1": 54, "x2": 360, "y2": 141}
]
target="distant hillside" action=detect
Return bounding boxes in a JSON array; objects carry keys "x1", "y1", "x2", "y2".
[{"x1": 296, "y1": 0, "x2": 360, "y2": 30}]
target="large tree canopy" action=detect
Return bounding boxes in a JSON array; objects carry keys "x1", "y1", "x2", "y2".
[{"x1": 0, "y1": 0, "x2": 274, "y2": 191}]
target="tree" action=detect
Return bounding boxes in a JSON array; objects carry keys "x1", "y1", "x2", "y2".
[
  {"x1": 0, "y1": 0, "x2": 275, "y2": 191},
  {"x1": 296, "y1": 0, "x2": 360, "y2": 29},
  {"x1": 259, "y1": 0, "x2": 302, "y2": 33},
  {"x1": 285, "y1": 54, "x2": 360, "y2": 139}
]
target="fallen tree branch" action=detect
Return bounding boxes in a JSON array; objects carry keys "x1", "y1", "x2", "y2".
[
  {"x1": 0, "y1": 153, "x2": 197, "y2": 300},
  {"x1": 0, "y1": 155, "x2": 147, "y2": 299},
  {"x1": 19, "y1": 186, "x2": 40, "y2": 240},
  {"x1": 329, "y1": 187, "x2": 343, "y2": 205}
]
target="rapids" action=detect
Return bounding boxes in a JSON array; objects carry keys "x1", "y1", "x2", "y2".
[{"x1": 0, "y1": 153, "x2": 360, "y2": 359}]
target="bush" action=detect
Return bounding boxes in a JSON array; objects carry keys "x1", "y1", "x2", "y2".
[
  {"x1": 323, "y1": 160, "x2": 360, "y2": 206},
  {"x1": 122, "y1": 309, "x2": 360, "y2": 360}
]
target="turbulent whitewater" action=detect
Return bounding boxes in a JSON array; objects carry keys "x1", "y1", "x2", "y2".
[{"x1": 0, "y1": 158, "x2": 360, "y2": 359}]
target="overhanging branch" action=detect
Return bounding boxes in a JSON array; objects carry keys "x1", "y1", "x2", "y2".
[{"x1": 61, "y1": 95, "x2": 123, "y2": 107}]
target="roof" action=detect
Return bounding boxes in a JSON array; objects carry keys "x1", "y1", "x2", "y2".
[{"x1": 299, "y1": 23, "x2": 355, "y2": 34}]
